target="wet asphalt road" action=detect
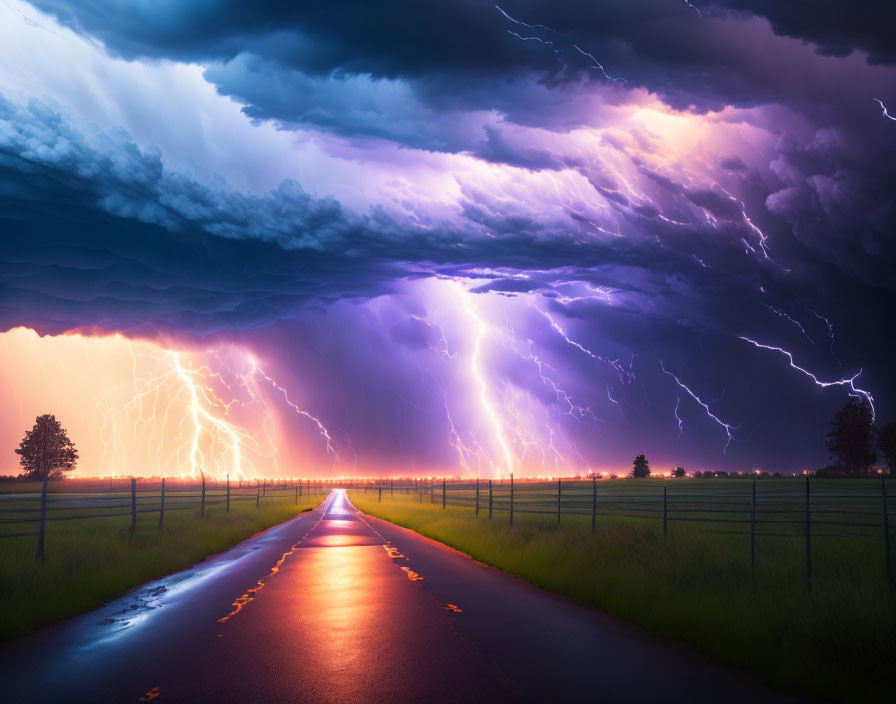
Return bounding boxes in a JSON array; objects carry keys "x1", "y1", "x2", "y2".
[{"x1": 0, "y1": 490, "x2": 809, "y2": 703}]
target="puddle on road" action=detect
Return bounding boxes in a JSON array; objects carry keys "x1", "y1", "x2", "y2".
[{"x1": 98, "y1": 585, "x2": 168, "y2": 629}]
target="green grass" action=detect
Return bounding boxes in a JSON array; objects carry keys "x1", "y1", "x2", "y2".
[
  {"x1": 350, "y1": 488, "x2": 895, "y2": 704},
  {"x1": 0, "y1": 493, "x2": 322, "y2": 643}
]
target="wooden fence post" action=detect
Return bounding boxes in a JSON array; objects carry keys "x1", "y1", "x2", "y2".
[
  {"x1": 158, "y1": 478, "x2": 166, "y2": 530},
  {"x1": 883, "y1": 479, "x2": 890, "y2": 579},
  {"x1": 751, "y1": 478, "x2": 756, "y2": 571},
  {"x1": 37, "y1": 477, "x2": 48, "y2": 561},
  {"x1": 557, "y1": 478, "x2": 562, "y2": 526},
  {"x1": 200, "y1": 473, "x2": 206, "y2": 519},
  {"x1": 256, "y1": 485, "x2": 260, "y2": 509},
  {"x1": 510, "y1": 473, "x2": 514, "y2": 526},
  {"x1": 805, "y1": 475, "x2": 812, "y2": 593},
  {"x1": 130, "y1": 477, "x2": 137, "y2": 533},
  {"x1": 591, "y1": 476, "x2": 596, "y2": 534},
  {"x1": 663, "y1": 487, "x2": 669, "y2": 536},
  {"x1": 442, "y1": 479, "x2": 446, "y2": 509},
  {"x1": 390, "y1": 479, "x2": 394, "y2": 500},
  {"x1": 488, "y1": 479, "x2": 493, "y2": 519},
  {"x1": 226, "y1": 474, "x2": 230, "y2": 513},
  {"x1": 475, "y1": 479, "x2": 480, "y2": 518},
  {"x1": 378, "y1": 486, "x2": 382, "y2": 503}
]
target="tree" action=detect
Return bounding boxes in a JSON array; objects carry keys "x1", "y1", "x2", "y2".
[
  {"x1": 631, "y1": 454, "x2": 650, "y2": 478},
  {"x1": 672, "y1": 466, "x2": 686, "y2": 478},
  {"x1": 878, "y1": 422, "x2": 896, "y2": 475},
  {"x1": 15, "y1": 414, "x2": 78, "y2": 480},
  {"x1": 826, "y1": 399, "x2": 875, "y2": 474}
]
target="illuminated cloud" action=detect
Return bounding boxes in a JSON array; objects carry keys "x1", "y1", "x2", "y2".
[{"x1": 0, "y1": 0, "x2": 893, "y2": 476}]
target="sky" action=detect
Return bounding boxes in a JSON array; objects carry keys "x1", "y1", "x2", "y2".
[{"x1": 0, "y1": 0, "x2": 894, "y2": 478}]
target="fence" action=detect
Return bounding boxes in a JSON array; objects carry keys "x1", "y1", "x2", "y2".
[
  {"x1": 0, "y1": 477, "x2": 333, "y2": 560},
  {"x1": 346, "y1": 476, "x2": 895, "y2": 588}
]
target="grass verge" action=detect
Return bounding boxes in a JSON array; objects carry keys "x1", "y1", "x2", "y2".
[
  {"x1": 350, "y1": 491, "x2": 895, "y2": 704},
  {"x1": 0, "y1": 495, "x2": 321, "y2": 643}
]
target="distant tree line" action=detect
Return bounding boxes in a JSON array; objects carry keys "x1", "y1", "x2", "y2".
[{"x1": 623, "y1": 398, "x2": 895, "y2": 480}]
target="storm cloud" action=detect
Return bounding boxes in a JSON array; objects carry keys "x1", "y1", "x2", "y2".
[{"x1": 1, "y1": 0, "x2": 894, "y2": 474}]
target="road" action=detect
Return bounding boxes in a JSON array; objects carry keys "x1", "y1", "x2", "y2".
[{"x1": 0, "y1": 490, "x2": 809, "y2": 703}]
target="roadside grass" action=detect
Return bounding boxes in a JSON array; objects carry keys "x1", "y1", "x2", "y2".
[
  {"x1": 350, "y1": 491, "x2": 895, "y2": 704},
  {"x1": 0, "y1": 495, "x2": 321, "y2": 643}
]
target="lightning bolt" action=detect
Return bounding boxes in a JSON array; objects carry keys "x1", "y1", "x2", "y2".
[
  {"x1": 495, "y1": 5, "x2": 623, "y2": 83},
  {"x1": 572, "y1": 44, "x2": 627, "y2": 84},
  {"x1": 171, "y1": 351, "x2": 252, "y2": 478},
  {"x1": 874, "y1": 98, "x2": 896, "y2": 121},
  {"x1": 536, "y1": 305, "x2": 634, "y2": 383},
  {"x1": 660, "y1": 362, "x2": 737, "y2": 451},
  {"x1": 738, "y1": 336, "x2": 875, "y2": 419},
  {"x1": 249, "y1": 360, "x2": 338, "y2": 461},
  {"x1": 606, "y1": 387, "x2": 624, "y2": 418},
  {"x1": 764, "y1": 305, "x2": 813, "y2": 344},
  {"x1": 455, "y1": 286, "x2": 515, "y2": 477},
  {"x1": 520, "y1": 338, "x2": 594, "y2": 421},
  {"x1": 680, "y1": 0, "x2": 702, "y2": 19},
  {"x1": 96, "y1": 342, "x2": 334, "y2": 478},
  {"x1": 807, "y1": 308, "x2": 839, "y2": 362},
  {"x1": 507, "y1": 31, "x2": 557, "y2": 50},
  {"x1": 673, "y1": 396, "x2": 684, "y2": 438},
  {"x1": 495, "y1": 5, "x2": 558, "y2": 32}
]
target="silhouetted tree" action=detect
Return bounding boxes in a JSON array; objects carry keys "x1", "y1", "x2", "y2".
[
  {"x1": 672, "y1": 466, "x2": 686, "y2": 478},
  {"x1": 879, "y1": 421, "x2": 896, "y2": 475},
  {"x1": 15, "y1": 415, "x2": 78, "y2": 480},
  {"x1": 826, "y1": 399, "x2": 875, "y2": 474},
  {"x1": 631, "y1": 454, "x2": 650, "y2": 478}
]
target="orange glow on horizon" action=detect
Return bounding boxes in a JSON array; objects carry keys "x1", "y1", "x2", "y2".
[{"x1": 0, "y1": 327, "x2": 333, "y2": 479}]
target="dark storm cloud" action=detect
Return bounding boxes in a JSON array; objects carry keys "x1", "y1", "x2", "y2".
[
  {"x1": 0, "y1": 91, "x2": 827, "y2": 352},
  {"x1": 0, "y1": 94, "x2": 686, "y2": 335},
  {"x1": 29, "y1": 0, "x2": 896, "y2": 127},
  {"x1": 718, "y1": 1, "x2": 896, "y2": 64},
  {"x1": 0, "y1": 96, "x2": 405, "y2": 335}
]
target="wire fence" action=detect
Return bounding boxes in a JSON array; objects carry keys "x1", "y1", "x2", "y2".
[
  {"x1": 0, "y1": 477, "x2": 333, "y2": 558},
  {"x1": 345, "y1": 476, "x2": 895, "y2": 589}
]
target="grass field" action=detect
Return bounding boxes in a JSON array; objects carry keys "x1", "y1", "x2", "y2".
[
  {"x1": 350, "y1": 482, "x2": 895, "y2": 704},
  {"x1": 0, "y1": 485, "x2": 322, "y2": 643}
]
